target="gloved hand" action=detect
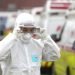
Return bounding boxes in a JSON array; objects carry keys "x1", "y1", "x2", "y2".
[
  {"x1": 32, "y1": 28, "x2": 48, "y2": 40},
  {"x1": 39, "y1": 28, "x2": 56, "y2": 45},
  {"x1": 12, "y1": 25, "x2": 21, "y2": 38},
  {"x1": 40, "y1": 28, "x2": 48, "y2": 41}
]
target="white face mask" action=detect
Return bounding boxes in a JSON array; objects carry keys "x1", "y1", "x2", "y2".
[
  {"x1": 18, "y1": 33, "x2": 32, "y2": 43},
  {"x1": 23, "y1": 33, "x2": 32, "y2": 40}
]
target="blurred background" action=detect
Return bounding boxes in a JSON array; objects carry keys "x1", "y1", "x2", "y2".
[{"x1": 0, "y1": 0, "x2": 75, "y2": 75}]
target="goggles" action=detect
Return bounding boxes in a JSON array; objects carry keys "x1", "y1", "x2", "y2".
[{"x1": 17, "y1": 26, "x2": 40, "y2": 33}]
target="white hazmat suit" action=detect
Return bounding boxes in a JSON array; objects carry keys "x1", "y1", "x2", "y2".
[{"x1": 0, "y1": 13, "x2": 60, "y2": 75}]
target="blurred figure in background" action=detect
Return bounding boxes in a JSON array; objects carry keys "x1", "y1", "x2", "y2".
[
  {"x1": 0, "y1": 17, "x2": 7, "y2": 40},
  {"x1": 4, "y1": 15, "x2": 16, "y2": 36}
]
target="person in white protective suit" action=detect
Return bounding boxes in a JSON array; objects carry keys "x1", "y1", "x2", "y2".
[{"x1": 0, "y1": 12, "x2": 60, "y2": 75}]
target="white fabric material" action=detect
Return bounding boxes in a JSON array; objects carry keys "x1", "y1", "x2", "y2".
[
  {"x1": 17, "y1": 33, "x2": 32, "y2": 44},
  {"x1": 0, "y1": 33, "x2": 16, "y2": 75},
  {"x1": 0, "y1": 33, "x2": 60, "y2": 75},
  {"x1": 39, "y1": 28, "x2": 60, "y2": 61},
  {"x1": 15, "y1": 13, "x2": 35, "y2": 27},
  {"x1": 0, "y1": 33, "x2": 16, "y2": 60}
]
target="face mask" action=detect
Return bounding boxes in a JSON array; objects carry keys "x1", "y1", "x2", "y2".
[
  {"x1": 23, "y1": 33, "x2": 32, "y2": 40},
  {"x1": 18, "y1": 33, "x2": 32, "y2": 43}
]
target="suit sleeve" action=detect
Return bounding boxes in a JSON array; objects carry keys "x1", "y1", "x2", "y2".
[
  {"x1": 42, "y1": 35, "x2": 60, "y2": 61},
  {"x1": 0, "y1": 33, "x2": 16, "y2": 61}
]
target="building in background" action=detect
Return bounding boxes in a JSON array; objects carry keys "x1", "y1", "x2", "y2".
[{"x1": 0, "y1": 0, "x2": 46, "y2": 11}]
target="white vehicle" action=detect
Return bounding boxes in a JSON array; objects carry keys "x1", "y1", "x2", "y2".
[
  {"x1": 42, "y1": 0, "x2": 71, "y2": 42},
  {"x1": 60, "y1": 9, "x2": 75, "y2": 49},
  {"x1": 45, "y1": 0, "x2": 71, "y2": 13},
  {"x1": 31, "y1": 7, "x2": 44, "y2": 28},
  {"x1": 46, "y1": 13, "x2": 66, "y2": 41}
]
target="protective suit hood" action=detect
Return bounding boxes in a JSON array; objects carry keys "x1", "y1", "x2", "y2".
[
  {"x1": 13, "y1": 13, "x2": 37, "y2": 43},
  {"x1": 14, "y1": 13, "x2": 40, "y2": 31}
]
